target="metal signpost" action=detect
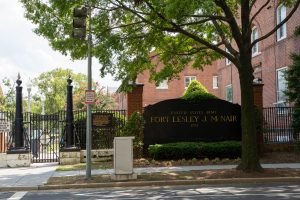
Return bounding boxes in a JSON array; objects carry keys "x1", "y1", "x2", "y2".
[{"x1": 72, "y1": 4, "x2": 93, "y2": 179}]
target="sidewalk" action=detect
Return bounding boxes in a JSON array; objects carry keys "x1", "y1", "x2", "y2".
[{"x1": 1, "y1": 163, "x2": 300, "y2": 191}]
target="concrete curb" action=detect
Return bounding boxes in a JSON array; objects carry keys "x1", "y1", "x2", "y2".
[
  {"x1": 39, "y1": 177, "x2": 300, "y2": 190},
  {"x1": 1, "y1": 177, "x2": 299, "y2": 192},
  {"x1": 0, "y1": 186, "x2": 38, "y2": 192}
]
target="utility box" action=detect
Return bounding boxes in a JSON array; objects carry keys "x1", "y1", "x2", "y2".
[{"x1": 111, "y1": 137, "x2": 137, "y2": 181}]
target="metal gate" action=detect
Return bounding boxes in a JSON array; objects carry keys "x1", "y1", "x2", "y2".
[
  {"x1": 25, "y1": 111, "x2": 65, "y2": 163},
  {"x1": 1, "y1": 109, "x2": 126, "y2": 163},
  {"x1": 0, "y1": 111, "x2": 14, "y2": 153}
]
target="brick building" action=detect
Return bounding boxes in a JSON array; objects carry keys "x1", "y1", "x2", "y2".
[{"x1": 117, "y1": 1, "x2": 300, "y2": 111}]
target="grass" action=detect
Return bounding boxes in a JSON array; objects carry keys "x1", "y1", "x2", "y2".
[{"x1": 57, "y1": 162, "x2": 113, "y2": 171}]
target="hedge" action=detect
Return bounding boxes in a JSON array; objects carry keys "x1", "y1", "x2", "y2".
[{"x1": 148, "y1": 141, "x2": 241, "y2": 160}]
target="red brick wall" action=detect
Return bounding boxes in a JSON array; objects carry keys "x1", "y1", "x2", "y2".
[
  {"x1": 138, "y1": 60, "x2": 219, "y2": 106},
  {"x1": 217, "y1": 1, "x2": 300, "y2": 107},
  {"x1": 127, "y1": 84, "x2": 144, "y2": 117}
]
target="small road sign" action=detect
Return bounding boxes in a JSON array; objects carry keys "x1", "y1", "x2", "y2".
[
  {"x1": 0, "y1": 121, "x2": 10, "y2": 132},
  {"x1": 85, "y1": 90, "x2": 95, "y2": 104}
]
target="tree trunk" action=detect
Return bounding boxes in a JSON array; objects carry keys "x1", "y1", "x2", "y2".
[{"x1": 237, "y1": 53, "x2": 263, "y2": 172}]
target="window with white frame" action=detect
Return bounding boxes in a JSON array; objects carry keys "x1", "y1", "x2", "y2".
[
  {"x1": 184, "y1": 76, "x2": 196, "y2": 88},
  {"x1": 251, "y1": 27, "x2": 259, "y2": 55},
  {"x1": 276, "y1": 67, "x2": 288, "y2": 103},
  {"x1": 225, "y1": 48, "x2": 231, "y2": 65},
  {"x1": 225, "y1": 84, "x2": 233, "y2": 103},
  {"x1": 277, "y1": 4, "x2": 287, "y2": 41},
  {"x1": 156, "y1": 79, "x2": 168, "y2": 89},
  {"x1": 213, "y1": 76, "x2": 218, "y2": 89}
]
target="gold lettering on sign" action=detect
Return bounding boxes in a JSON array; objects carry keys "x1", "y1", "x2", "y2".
[
  {"x1": 150, "y1": 116, "x2": 169, "y2": 123},
  {"x1": 149, "y1": 114, "x2": 238, "y2": 123},
  {"x1": 201, "y1": 116, "x2": 207, "y2": 122},
  {"x1": 172, "y1": 116, "x2": 199, "y2": 123},
  {"x1": 220, "y1": 115, "x2": 237, "y2": 122},
  {"x1": 211, "y1": 116, "x2": 218, "y2": 122},
  {"x1": 206, "y1": 110, "x2": 217, "y2": 114}
]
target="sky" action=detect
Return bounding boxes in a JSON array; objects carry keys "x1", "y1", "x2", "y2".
[{"x1": 0, "y1": 0, "x2": 120, "y2": 94}]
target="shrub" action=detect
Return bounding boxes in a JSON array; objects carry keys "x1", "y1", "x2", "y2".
[
  {"x1": 148, "y1": 141, "x2": 241, "y2": 160},
  {"x1": 182, "y1": 80, "x2": 217, "y2": 102},
  {"x1": 120, "y1": 111, "x2": 145, "y2": 148}
]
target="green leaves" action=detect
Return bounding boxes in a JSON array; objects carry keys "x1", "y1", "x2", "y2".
[
  {"x1": 32, "y1": 68, "x2": 87, "y2": 113},
  {"x1": 182, "y1": 80, "x2": 218, "y2": 102},
  {"x1": 20, "y1": 0, "x2": 230, "y2": 90}
]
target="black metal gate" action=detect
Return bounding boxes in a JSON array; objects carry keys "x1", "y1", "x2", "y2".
[
  {"x1": 1, "y1": 109, "x2": 126, "y2": 163},
  {"x1": 25, "y1": 111, "x2": 65, "y2": 163}
]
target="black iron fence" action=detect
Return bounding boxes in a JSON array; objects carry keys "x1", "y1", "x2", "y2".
[
  {"x1": 74, "y1": 109, "x2": 126, "y2": 149},
  {"x1": 263, "y1": 107, "x2": 299, "y2": 144},
  {"x1": 0, "y1": 111, "x2": 14, "y2": 153},
  {"x1": 0, "y1": 109, "x2": 126, "y2": 163}
]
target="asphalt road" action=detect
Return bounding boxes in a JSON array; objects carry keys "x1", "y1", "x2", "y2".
[{"x1": 1, "y1": 183, "x2": 300, "y2": 200}]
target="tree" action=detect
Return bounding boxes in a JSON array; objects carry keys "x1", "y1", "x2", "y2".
[
  {"x1": 32, "y1": 68, "x2": 88, "y2": 113},
  {"x1": 32, "y1": 68, "x2": 116, "y2": 113},
  {"x1": 21, "y1": 0, "x2": 300, "y2": 171},
  {"x1": 285, "y1": 26, "x2": 300, "y2": 136},
  {"x1": 0, "y1": 78, "x2": 16, "y2": 112},
  {"x1": 182, "y1": 80, "x2": 217, "y2": 102}
]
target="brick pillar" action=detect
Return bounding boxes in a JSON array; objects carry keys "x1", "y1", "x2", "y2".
[
  {"x1": 253, "y1": 82, "x2": 264, "y2": 155},
  {"x1": 127, "y1": 84, "x2": 144, "y2": 117}
]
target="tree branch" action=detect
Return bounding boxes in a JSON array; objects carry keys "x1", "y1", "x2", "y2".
[
  {"x1": 91, "y1": 5, "x2": 120, "y2": 12},
  {"x1": 252, "y1": 1, "x2": 300, "y2": 48},
  {"x1": 106, "y1": 21, "x2": 144, "y2": 32},
  {"x1": 212, "y1": 19, "x2": 237, "y2": 56},
  {"x1": 250, "y1": 0, "x2": 258, "y2": 10},
  {"x1": 143, "y1": 0, "x2": 237, "y2": 65},
  {"x1": 184, "y1": 14, "x2": 229, "y2": 22},
  {"x1": 214, "y1": 0, "x2": 243, "y2": 50},
  {"x1": 111, "y1": 0, "x2": 178, "y2": 33},
  {"x1": 250, "y1": 0, "x2": 271, "y2": 25},
  {"x1": 178, "y1": 15, "x2": 229, "y2": 27}
]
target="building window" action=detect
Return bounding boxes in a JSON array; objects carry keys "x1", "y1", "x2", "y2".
[
  {"x1": 156, "y1": 79, "x2": 168, "y2": 89},
  {"x1": 184, "y1": 76, "x2": 196, "y2": 88},
  {"x1": 277, "y1": 4, "x2": 287, "y2": 41},
  {"x1": 225, "y1": 84, "x2": 233, "y2": 103},
  {"x1": 276, "y1": 67, "x2": 288, "y2": 103},
  {"x1": 225, "y1": 48, "x2": 231, "y2": 65},
  {"x1": 213, "y1": 76, "x2": 218, "y2": 89},
  {"x1": 251, "y1": 27, "x2": 259, "y2": 56}
]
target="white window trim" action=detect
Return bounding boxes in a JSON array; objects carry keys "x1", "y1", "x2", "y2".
[
  {"x1": 213, "y1": 76, "x2": 218, "y2": 89},
  {"x1": 225, "y1": 48, "x2": 231, "y2": 65},
  {"x1": 156, "y1": 79, "x2": 168, "y2": 90},
  {"x1": 184, "y1": 76, "x2": 196, "y2": 88},
  {"x1": 276, "y1": 66, "x2": 288, "y2": 103},
  {"x1": 225, "y1": 58, "x2": 231, "y2": 65},
  {"x1": 276, "y1": 4, "x2": 287, "y2": 41},
  {"x1": 251, "y1": 27, "x2": 260, "y2": 56}
]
